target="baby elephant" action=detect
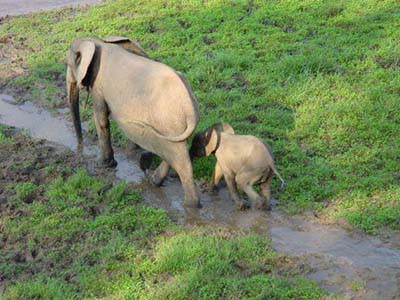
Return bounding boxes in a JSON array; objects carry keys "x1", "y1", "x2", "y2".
[{"x1": 190, "y1": 123, "x2": 285, "y2": 210}]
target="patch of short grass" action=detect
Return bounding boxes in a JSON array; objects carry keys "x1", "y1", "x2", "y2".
[
  {"x1": 1, "y1": 169, "x2": 327, "y2": 299},
  {"x1": 137, "y1": 228, "x2": 325, "y2": 300},
  {"x1": 13, "y1": 182, "x2": 37, "y2": 200},
  {"x1": 334, "y1": 185, "x2": 400, "y2": 234},
  {"x1": 0, "y1": 125, "x2": 12, "y2": 143},
  {"x1": 5, "y1": 182, "x2": 39, "y2": 208},
  {"x1": 1, "y1": 0, "x2": 399, "y2": 232}
]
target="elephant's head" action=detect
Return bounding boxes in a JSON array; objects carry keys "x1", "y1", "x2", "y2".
[
  {"x1": 66, "y1": 39, "x2": 95, "y2": 146},
  {"x1": 66, "y1": 36, "x2": 148, "y2": 147},
  {"x1": 189, "y1": 122, "x2": 234, "y2": 158}
]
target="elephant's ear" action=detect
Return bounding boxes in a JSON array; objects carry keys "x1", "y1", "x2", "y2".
[
  {"x1": 102, "y1": 36, "x2": 148, "y2": 58},
  {"x1": 74, "y1": 40, "x2": 96, "y2": 87}
]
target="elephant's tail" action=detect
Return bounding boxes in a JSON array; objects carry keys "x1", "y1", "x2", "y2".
[
  {"x1": 129, "y1": 113, "x2": 197, "y2": 142},
  {"x1": 271, "y1": 165, "x2": 286, "y2": 190}
]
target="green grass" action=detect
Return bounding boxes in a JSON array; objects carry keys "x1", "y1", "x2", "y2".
[
  {"x1": 0, "y1": 125, "x2": 12, "y2": 144},
  {"x1": 1, "y1": 169, "x2": 326, "y2": 299},
  {"x1": 1, "y1": 0, "x2": 399, "y2": 232},
  {"x1": 13, "y1": 182, "x2": 38, "y2": 199}
]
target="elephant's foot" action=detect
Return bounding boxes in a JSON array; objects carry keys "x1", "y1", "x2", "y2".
[
  {"x1": 98, "y1": 157, "x2": 118, "y2": 168},
  {"x1": 148, "y1": 160, "x2": 169, "y2": 186},
  {"x1": 149, "y1": 172, "x2": 165, "y2": 186},
  {"x1": 182, "y1": 182, "x2": 202, "y2": 209},
  {"x1": 184, "y1": 198, "x2": 202, "y2": 209},
  {"x1": 182, "y1": 185, "x2": 202, "y2": 209},
  {"x1": 208, "y1": 183, "x2": 219, "y2": 194},
  {"x1": 209, "y1": 187, "x2": 219, "y2": 195},
  {"x1": 184, "y1": 205, "x2": 203, "y2": 225},
  {"x1": 254, "y1": 199, "x2": 271, "y2": 211},
  {"x1": 234, "y1": 198, "x2": 250, "y2": 211}
]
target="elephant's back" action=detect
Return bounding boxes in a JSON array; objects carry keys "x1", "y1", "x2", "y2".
[
  {"x1": 220, "y1": 135, "x2": 272, "y2": 173},
  {"x1": 102, "y1": 49, "x2": 197, "y2": 138}
]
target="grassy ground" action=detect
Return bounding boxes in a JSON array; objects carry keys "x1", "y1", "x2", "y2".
[
  {"x1": 0, "y1": 126, "x2": 327, "y2": 299},
  {"x1": 0, "y1": 0, "x2": 399, "y2": 233}
]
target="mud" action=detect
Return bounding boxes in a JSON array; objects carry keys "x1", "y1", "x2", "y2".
[
  {"x1": 0, "y1": 126, "x2": 93, "y2": 206},
  {"x1": 0, "y1": 94, "x2": 144, "y2": 182},
  {"x1": 0, "y1": 0, "x2": 103, "y2": 18},
  {"x1": 0, "y1": 96, "x2": 400, "y2": 299}
]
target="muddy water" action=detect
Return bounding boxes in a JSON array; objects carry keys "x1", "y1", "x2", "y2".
[
  {"x1": 0, "y1": 95, "x2": 399, "y2": 299},
  {"x1": 0, "y1": 0, "x2": 103, "y2": 18}
]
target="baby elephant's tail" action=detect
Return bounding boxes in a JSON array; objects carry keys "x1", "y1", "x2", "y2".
[{"x1": 271, "y1": 166, "x2": 286, "y2": 190}]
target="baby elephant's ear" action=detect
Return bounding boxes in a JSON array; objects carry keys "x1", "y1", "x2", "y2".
[
  {"x1": 212, "y1": 122, "x2": 234, "y2": 135},
  {"x1": 204, "y1": 127, "x2": 214, "y2": 145},
  {"x1": 102, "y1": 36, "x2": 149, "y2": 58}
]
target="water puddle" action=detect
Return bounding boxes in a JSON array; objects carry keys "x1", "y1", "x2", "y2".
[
  {"x1": 269, "y1": 216, "x2": 400, "y2": 299},
  {"x1": 0, "y1": 95, "x2": 144, "y2": 182},
  {"x1": 1, "y1": 94, "x2": 399, "y2": 299},
  {"x1": 0, "y1": 0, "x2": 103, "y2": 18}
]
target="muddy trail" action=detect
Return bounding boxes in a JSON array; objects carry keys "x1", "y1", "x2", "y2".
[
  {"x1": 0, "y1": 0, "x2": 103, "y2": 18},
  {"x1": 0, "y1": 94, "x2": 399, "y2": 299}
]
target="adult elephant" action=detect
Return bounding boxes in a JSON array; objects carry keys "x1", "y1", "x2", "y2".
[{"x1": 66, "y1": 36, "x2": 200, "y2": 208}]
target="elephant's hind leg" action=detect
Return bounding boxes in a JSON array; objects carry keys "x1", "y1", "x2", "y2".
[
  {"x1": 93, "y1": 98, "x2": 117, "y2": 168},
  {"x1": 170, "y1": 147, "x2": 200, "y2": 208},
  {"x1": 236, "y1": 172, "x2": 268, "y2": 210},
  {"x1": 260, "y1": 175, "x2": 273, "y2": 203}
]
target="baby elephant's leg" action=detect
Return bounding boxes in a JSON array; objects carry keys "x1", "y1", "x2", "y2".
[
  {"x1": 260, "y1": 175, "x2": 273, "y2": 202},
  {"x1": 236, "y1": 172, "x2": 269, "y2": 211},
  {"x1": 209, "y1": 162, "x2": 223, "y2": 192},
  {"x1": 140, "y1": 152, "x2": 155, "y2": 172},
  {"x1": 259, "y1": 176, "x2": 273, "y2": 211},
  {"x1": 225, "y1": 175, "x2": 249, "y2": 210}
]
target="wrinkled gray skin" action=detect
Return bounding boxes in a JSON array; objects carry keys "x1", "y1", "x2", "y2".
[
  {"x1": 66, "y1": 36, "x2": 200, "y2": 208},
  {"x1": 190, "y1": 123, "x2": 284, "y2": 210}
]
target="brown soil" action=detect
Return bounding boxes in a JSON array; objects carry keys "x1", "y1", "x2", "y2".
[
  {"x1": 0, "y1": 126, "x2": 117, "y2": 291},
  {"x1": 0, "y1": 32, "x2": 28, "y2": 87},
  {"x1": 0, "y1": 126, "x2": 116, "y2": 209}
]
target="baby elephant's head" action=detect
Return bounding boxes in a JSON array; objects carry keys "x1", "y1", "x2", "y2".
[
  {"x1": 189, "y1": 122, "x2": 234, "y2": 159},
  {"x1": 190, "y1": 129, "x2": 209, "y2": 158}
]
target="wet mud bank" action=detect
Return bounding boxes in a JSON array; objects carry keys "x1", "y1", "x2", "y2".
[
  {"x1": 0, "y1": 95, "x2": 399, "y2": 299},
  {"x1": 0, "y1": 0, "x2": 103, "y2": 18}
]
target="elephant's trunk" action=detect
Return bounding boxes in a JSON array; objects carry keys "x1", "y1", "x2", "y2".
[{"x1": 67, "y1": 72, "x2": 83, "y2": 147}]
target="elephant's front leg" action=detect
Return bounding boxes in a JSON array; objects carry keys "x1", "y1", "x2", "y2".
[
  {"x1": 93, "y1": 99, "x2": 117, "y2": 168},
  {"x1": 225, "y1": 175, "x2": 249, "y2": 210},
  {"x1": 139, "y1": 152, "x2": 170, "y2": 185},
  {"x1": 151, "y1": 160, "x2": 170, "y2": 186}
]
